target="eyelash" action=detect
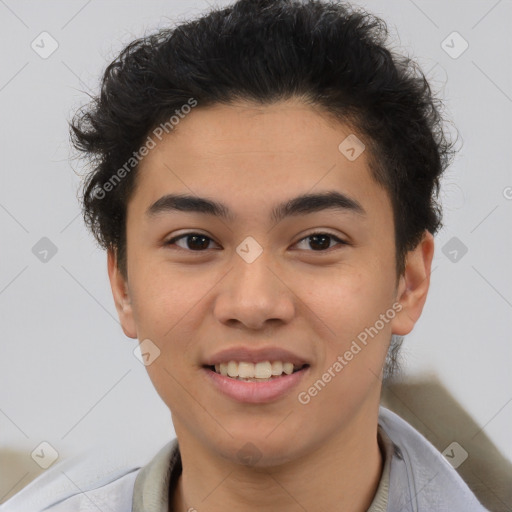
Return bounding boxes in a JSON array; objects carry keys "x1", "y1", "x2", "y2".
[{"x1": 164, "y1": 231, "x2": 349, "y2": 253}]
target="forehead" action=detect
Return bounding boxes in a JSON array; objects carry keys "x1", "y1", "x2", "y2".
[{"x1": 131, "y1": 100, "x2": 392, "y2": 226}]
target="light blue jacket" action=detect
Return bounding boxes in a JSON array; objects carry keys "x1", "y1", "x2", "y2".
[{"x1": 0, "y1": 407, "x2": 489, "y2": 511}]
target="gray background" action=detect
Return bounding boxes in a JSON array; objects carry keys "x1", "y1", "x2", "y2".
[{"x1": 1, "y1": 0, "x2": 511, "y2": 503}]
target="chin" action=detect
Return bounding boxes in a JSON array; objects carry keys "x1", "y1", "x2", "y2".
[{"x1": 209, "y1": 432, "x2": 309, "y2": 469}]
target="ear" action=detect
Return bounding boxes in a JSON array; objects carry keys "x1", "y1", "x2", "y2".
[
  {"x1": 107, "y1": 249, "x2": 137, "y2": 339},
  {"x1": 391, "y1": 230, "x2": 435, "y2": 336}
]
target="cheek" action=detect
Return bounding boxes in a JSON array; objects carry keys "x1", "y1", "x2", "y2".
[
  {"x1": 298, "y1": 274, "x2": 393, "y2": 420},
  {"x1": 303, "y1": 265, "x2": 394, "y2": 371},
  {"x1": 130, "y1": 262, "x2": 196, "y2": 336},
  {"x1": 303, "y1": 268, "x2": 383, "y2": 334},
  {"x1": 129, "y1": 268, "x2": 202, "y2": 408},
  {"x1": 128, "y1": 263, "x2": 216, "y2": 384}
]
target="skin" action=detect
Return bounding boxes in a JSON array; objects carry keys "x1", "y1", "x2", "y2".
[{"x1": 108, "y1": 99, "x2": 434, "y2": 512}]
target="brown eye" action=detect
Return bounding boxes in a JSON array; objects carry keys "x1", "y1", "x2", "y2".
[
  {"x1": 164, "y1": 231, "x2": 348, "y2": 253},
  {"x1": 295, "y1": 232, "x2": 348, "y2": 251},
  {"x1": 165, "y1": 233, "x2": 217, "y2": 251}
]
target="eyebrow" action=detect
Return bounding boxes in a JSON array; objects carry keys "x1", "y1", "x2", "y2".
[{"x1": 146, "y1": 190, "x2": 366, "y2": 224}]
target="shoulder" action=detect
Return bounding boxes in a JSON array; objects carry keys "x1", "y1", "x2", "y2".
[
  {"x1": 0, "y1": 443, "x2": 146, "y2": 512},
  {"x1": 378, "y1": 406, "x2": 490, "y2": 512}
]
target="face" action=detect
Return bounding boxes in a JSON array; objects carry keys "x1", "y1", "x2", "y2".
[{"x1": 109, "y1": 99, "x2": 433, "y2": 466}]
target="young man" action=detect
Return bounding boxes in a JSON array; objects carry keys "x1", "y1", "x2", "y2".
[{"x1": 1, "y1": 0, "x2": 490, "y2": 511}]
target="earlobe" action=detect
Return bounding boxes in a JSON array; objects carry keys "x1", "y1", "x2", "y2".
[
  {"x1": 107, "y1": 249, "x2": 138, "y2": 339},
  {"x1": 391, "y1": 230, "x2": 435, "y2": 336}
]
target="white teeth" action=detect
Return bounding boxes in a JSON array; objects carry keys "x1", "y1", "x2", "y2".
[
  {"x1": 283, "y1": 362, "x2": 294, "y2": 375},
  {"x1": 227, "y1": 361, "x2": 238, "y2": 377},
  {"x1": 271, "y1": 361, "x2": 283, "y2": 376},
  {"x1": 212, "y1": 360, "x2": 304, "y2": 379},
  {"x1": 255, "y1": 361, "x2": 272, "y2": 379},
  {"x1": 238, "y1": 362, "x2": 254, "y2": 378}
]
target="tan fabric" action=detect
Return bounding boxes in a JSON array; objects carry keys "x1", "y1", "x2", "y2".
[
  {"x1": 131, "y1": 438, "x2": 180, "y2": 512},
  {"x1": 367, "y1": 425, "x2": 394, "y2": 512}
]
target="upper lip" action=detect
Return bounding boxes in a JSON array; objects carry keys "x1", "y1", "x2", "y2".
[{"x1": 203, "y1": 346, "x2": 310, "y2": 366}]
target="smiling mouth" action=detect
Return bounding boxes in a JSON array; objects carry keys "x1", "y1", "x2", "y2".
[{"x1": 203, "y1": 363, "x2": 309, "y2": 382}]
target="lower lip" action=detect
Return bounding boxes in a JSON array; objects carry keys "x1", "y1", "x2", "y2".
[{"x1": 202, "y1": 366, "x2": 310, "y2": 404}]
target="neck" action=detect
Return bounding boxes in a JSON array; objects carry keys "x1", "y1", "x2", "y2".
[{"x1": 171, "y1": 408, "x2": 384, "y2": 512}]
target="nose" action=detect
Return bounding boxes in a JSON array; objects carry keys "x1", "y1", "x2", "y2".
[{"x1": 213, "y1": 248, "x2": 296, "y2": 331}]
